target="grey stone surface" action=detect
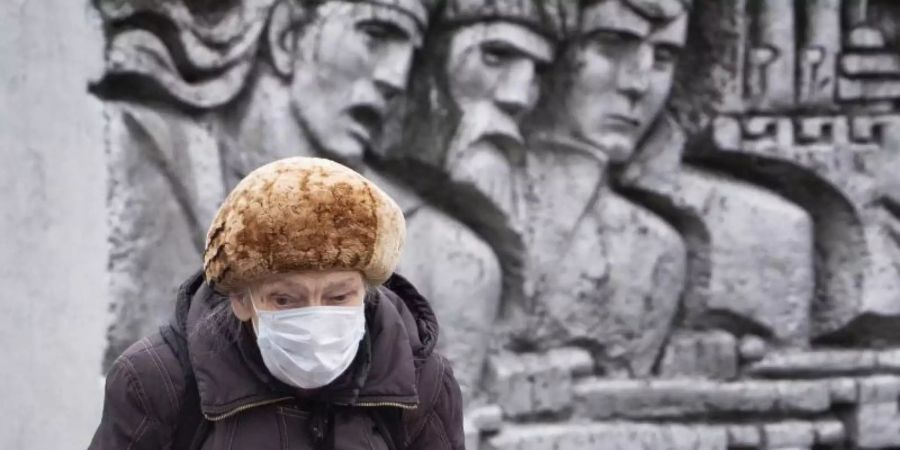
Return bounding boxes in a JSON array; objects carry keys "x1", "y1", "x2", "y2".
[
  {"x1": 0, "y1": 1, "x2": 109, "y2": 448},
  {"x1": 485, "y1": 422, "x2": 728, "y2": 450},
  {"x1": 774, "y1": 380, "x2": 832, "y2": 413},
  {"x1": 466, "y1": 405, "x2": 504, "y2": 433},
  {"x1": 624, "y1": 127, "x2": 816, "y2": 345},
  {"x1": 17, "y1": 0, "x2": 899, "y2": 447},
  {"x1": 746, "y1": 349, "x2": 898, "y2": 377},
  {"x1": 813, "y1": 420, "x2": 846, "y2": 445},
  {"x1": 90, "y1": 0, "x2": 900, "y2": 387},
  {"x1": 478, "y1": 419, "x2": 847, "y2": 450},
  {"x1": 828, "y1": 378, "x2": 859, "y2": 404},
  {"x1": 875, "y1": 348, "x2": 900, "y2": 371},
  {"x1": 656, "y1": 167, "x2": 815, "y2": 344},
  {"x1": 739, "y1": 335, "x2": 770, "y2": 363},
  {"x1": 658, "y1": 330, "x2": 738, "y2": 379},
  {"x1": 857, "y1": 375, "x2": 900, "y2": 403},
  {"x1": 389, "y1": 176, "x2": 503, "y2": 399},
  {"x1": 827, "y1": 377, "x2": 860, "y2": 404},
  {"x1": 762, "y1": 421, "x2": 815, "y2": 448},
  {"x1": 545, "y1": 347, "x2": 595, "y2": 377},
  {"x1": 712, "y1": 114, "x2": 900, "y2": 341},
  {"x1": 520, "y1": 150, "x2": 686, "y2": 378},
  {"x1": 853, "y1": 402, "x2": 900, "y2": 448},
  {"x1": 726, "y1": 424, "x2": 761, "y2": 448},
  {"x1": 484, "y1": 349, "x2": 591, "y2": 418},
  {"x1": 484, "y1": 352, "x2": 534, "y2": 417},
  {"x1": 573, "y1": 377, "x2": 839, "y2": 419},
  {"x1": 464, "y1": 417, "x2": 481, "y2": 450}
]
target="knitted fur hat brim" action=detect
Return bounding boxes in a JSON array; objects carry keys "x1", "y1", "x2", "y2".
[{"x1": 203, "y1": 157, "x2": 406, "y2": 293}]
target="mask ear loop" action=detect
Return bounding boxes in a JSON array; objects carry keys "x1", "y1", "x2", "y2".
[{"x1": 246, "y1": 288, "x2": 261, "y2": 335}]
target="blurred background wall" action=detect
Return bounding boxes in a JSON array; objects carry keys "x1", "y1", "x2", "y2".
[{"x1": 0, "y1": 1, "x2": 108, "y2": 448}]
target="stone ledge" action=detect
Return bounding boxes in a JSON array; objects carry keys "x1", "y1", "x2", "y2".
[
  {"x1": 482, "y1": 419, "x2": 847, "y2": 450},
  {"x1": 659, "y1": 331, "x2": 738, "y2": 380},
  {"x1": 484, "y1": 422, "x2": 728, "y2": 450},
  {"x1": 573, "y1": 377, "x2": 845, "y2": 419},
  {"x1": 746, "y1": 349, "x2": 900, "y2": 377},
  {"x1": 485, "y1": 347, "x2": 593, "y2": 418}
]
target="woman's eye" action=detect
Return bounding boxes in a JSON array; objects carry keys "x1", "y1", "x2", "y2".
[
  {"x1": 330, "y1": 295, "x2": 349, "y2": 303},
  {"x1": 272, "y1": 296, "x2": 292, "y2": 307}
]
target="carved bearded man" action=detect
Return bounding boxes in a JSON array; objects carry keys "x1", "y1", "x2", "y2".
[
  {"x1": 379, "y1": 0, "x2": 560, "y2": 399},
  {"x1": 522, "y1": 0, "x2": 690, "y2": 377},
  {"x1": 92, "y1": 0, "x2": 430, "y2": 364}
]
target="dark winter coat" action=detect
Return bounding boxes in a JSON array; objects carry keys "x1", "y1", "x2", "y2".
[{"x1": 88, "y1": 271, "x2": 465, "y2": 449}]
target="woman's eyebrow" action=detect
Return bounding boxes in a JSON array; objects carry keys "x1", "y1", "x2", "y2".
[
  {"x1": 324, "y1": 279, "x2": 358, "y2": 292},
  {"x1": 267, "y1": 279, "x2": 310, "y2": 296}
]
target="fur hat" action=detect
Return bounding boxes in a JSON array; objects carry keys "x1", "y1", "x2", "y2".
[{"x1": 204, "y1": 157, "x2": 406, "y2": 292}]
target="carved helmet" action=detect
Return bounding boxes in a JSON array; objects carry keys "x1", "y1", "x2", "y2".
[
  {"x1": 623, "y1": 0, "x2": 693, "y2": 20},
  {"x1": 576, "y1": 0, "x2": 693, "y2": 36},
  {"x1": 438, "y1": 0, "x2": 573, "y2": 39},
  {"x1": 204, "y1": 157, "x2": 406, "y2": 293}
]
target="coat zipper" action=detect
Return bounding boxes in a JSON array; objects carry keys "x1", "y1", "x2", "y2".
[
  {"x1": 204, "y1": 396, "x2": 293, "y2": 421},
  {"x1": 204, "y1": 397, "x2": 418, "y2": 422},
  {"x1": 352, "y1": 401, "x2": 418, "y2": 410}
]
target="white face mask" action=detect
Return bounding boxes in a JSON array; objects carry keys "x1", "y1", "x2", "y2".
[{"x1": 253, "y1": 303, "x2": 366, "y2": 389}]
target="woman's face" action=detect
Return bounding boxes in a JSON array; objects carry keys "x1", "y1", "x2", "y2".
[{"x1": 231, "y1": 270, "x2": 367, "y2": 322}]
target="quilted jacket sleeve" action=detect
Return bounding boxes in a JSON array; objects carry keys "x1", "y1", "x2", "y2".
[
  {"x1": 405, "y1": 355, "x2": 465, "y2": 450},
  {"x1": 88, "y1": 337, "x2": 181, "y2": 450}
]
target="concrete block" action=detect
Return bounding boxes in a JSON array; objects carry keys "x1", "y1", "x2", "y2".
[
  {"x1": 827, "y1": 377, "x2": 859, "y2": 404},
  {"x1": 763, "y1": 421, "x2": 814, "y2": 448},
  {"x1": 726, "y1": 424, "x2": 761, "y2": 447},
  {"x1": 485, "y1": 352, "x2": 532, "y2": 417},
  {"x1": 775, "y1": 380, "x2": 831, "y2": 413},
  {"x1": 544, "y1": 347, "x2": 594, "y2": 377},
  {"x1": 467, "y1": 404, "x2": 504, "y2": 433},
  {"x1": 813, "y1": 419, "x2": 845, "y2": 445},
  {"x1": 747, "y1": 349, "x2": 878, "y2": 377},
  {"x1": 852, "y1": 402, "x2": 900, "y2": 448},
  {"x1": 659, "y1": 331, "x2": 738, "y2": 380},
  {"x1": 857, "y1": 375, "x2": 900, "y2": 403}
]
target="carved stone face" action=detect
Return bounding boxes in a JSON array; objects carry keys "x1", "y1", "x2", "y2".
[
  {"x1": 562, "y1": 0, "x2": 687, "y2": 162},
  {"x1": 286, "y1": 2, "x2": 423, "y2": 165},
  {"x1": 444, "y1": 22, "x2": 552, "y2": 167}
]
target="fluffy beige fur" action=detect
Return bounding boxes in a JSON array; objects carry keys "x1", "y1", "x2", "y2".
[{"x1": 204, "y1": 157, "x2": 406, "y2": 292}]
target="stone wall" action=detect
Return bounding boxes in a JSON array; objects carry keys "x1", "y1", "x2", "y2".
[
  {"x1": 0, "y1": 1, "x2": 109, "y2": 448},
  {"x1": 89, "y1": 0, "x2": 900, "y2": 448}
]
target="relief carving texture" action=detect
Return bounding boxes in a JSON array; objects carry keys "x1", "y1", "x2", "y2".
[{"x1": 92, "y1": 0, "x2": 900, "y2": 448}]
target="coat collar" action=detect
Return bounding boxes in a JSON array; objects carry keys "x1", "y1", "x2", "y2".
[{"x1": 177, "y1": 271, "x2": 436, "y2": 417}]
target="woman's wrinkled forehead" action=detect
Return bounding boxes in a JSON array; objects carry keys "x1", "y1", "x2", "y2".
[{"x1": 252, "y1": 270, "x2": 365, "y2": 293}]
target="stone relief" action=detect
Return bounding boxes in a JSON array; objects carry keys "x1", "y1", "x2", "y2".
[
  {"x1": 517, "y1": 0, "x2": 689, "y2": 380},
  {"x1": 93, "y1": 0, "x2": 431, "y2": 361},
  {"x1": 93, "y1": 0, "x2": 900, "y2": 448}
]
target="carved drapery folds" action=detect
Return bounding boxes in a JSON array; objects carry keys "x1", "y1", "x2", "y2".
[{"x1": 94, "y1": 0, "x2": 900, "y2": 448}]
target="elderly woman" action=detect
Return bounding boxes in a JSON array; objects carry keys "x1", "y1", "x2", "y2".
[{"x1": 89, "y1": 157, "x2": 465, "y2": 449}]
